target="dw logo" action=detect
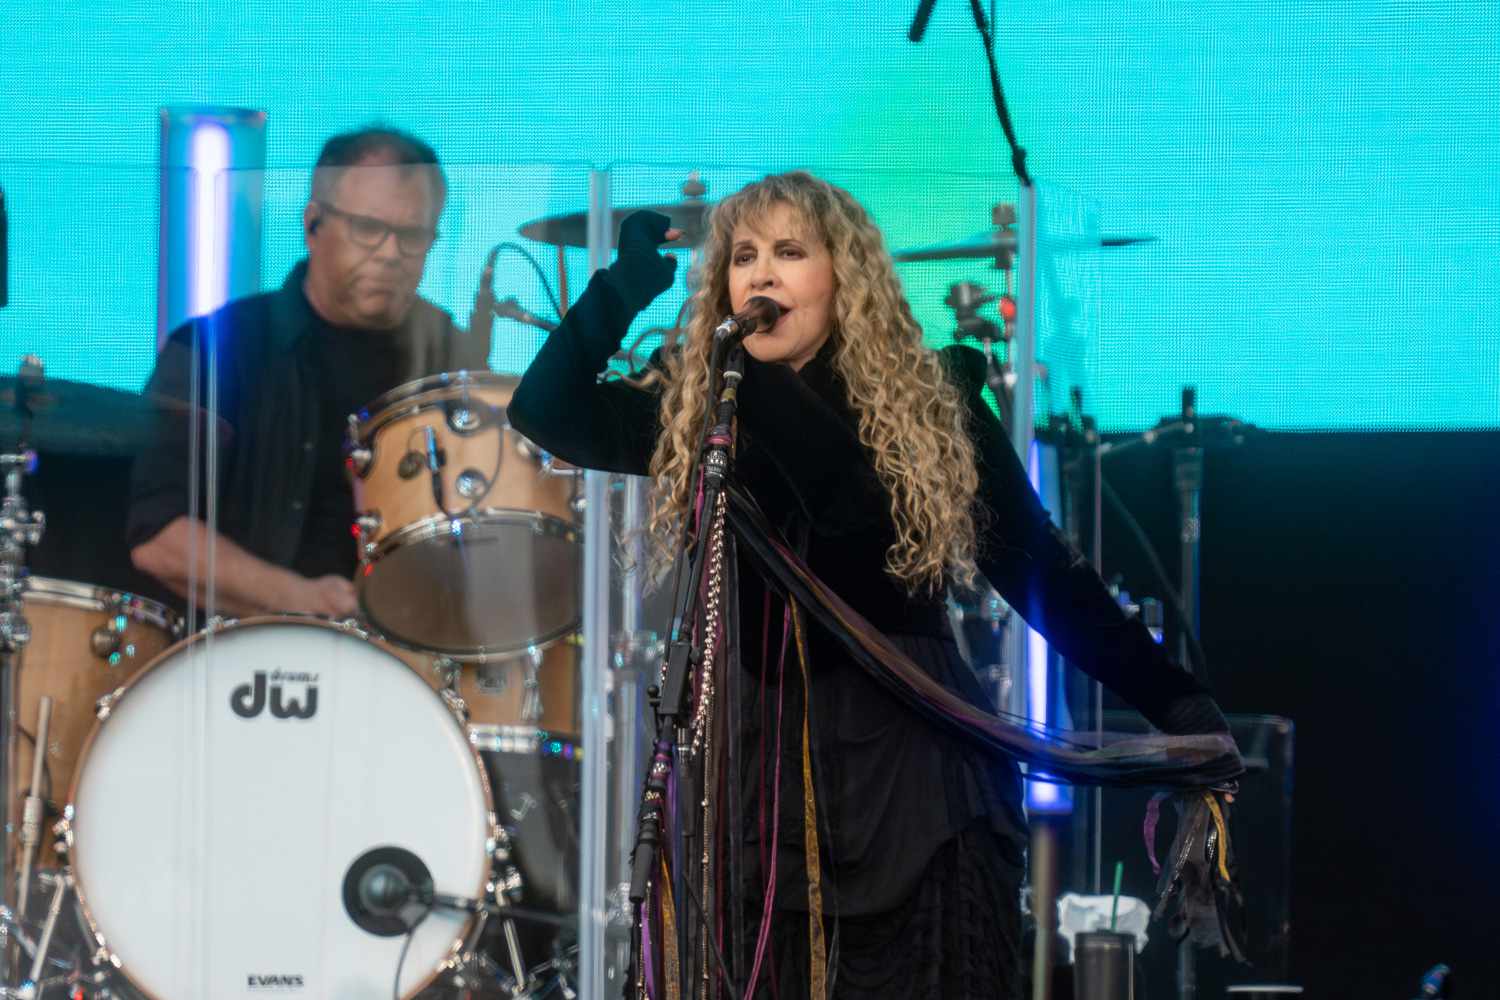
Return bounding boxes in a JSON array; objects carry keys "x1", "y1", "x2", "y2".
[{"x1": 231, "y1": 671, "x2": 319, "y2": 720}]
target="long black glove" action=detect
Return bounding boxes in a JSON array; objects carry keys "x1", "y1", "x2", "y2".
[{"x1": 601, "y1": 210, "x2": 679, "y2": 317}]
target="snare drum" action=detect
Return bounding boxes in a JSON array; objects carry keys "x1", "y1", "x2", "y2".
[
  {"x1": 346, "y1": 371, "x2": 580, "y2": 659},
  {"x1": 12, "y1": 577, "x2": 181, "y2": 869},
  {"x1": 63, "y1": 617, "x2": 497, "y2": 999}
]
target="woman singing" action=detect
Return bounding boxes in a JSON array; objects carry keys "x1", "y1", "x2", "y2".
[{"x1": 509, "y1": 171, "x2": 1233, "y2": 1000}]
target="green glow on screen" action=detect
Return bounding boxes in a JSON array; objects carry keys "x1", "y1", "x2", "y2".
[{"x1": 1, "y1": 0, "x2": 1495, "y2": 430}]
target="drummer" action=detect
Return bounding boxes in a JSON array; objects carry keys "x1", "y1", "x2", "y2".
[{"x1": 128, "y1": 126, "x2": 491, "y2": 618}]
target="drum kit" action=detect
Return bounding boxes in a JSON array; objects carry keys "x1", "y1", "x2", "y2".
[
  {"x1": 0, "y1": 355, "x2": 597, "y2": 997},
  {"x1": 0, "y1": 187, "x2": 671, "y2": 996},
  {"x1": 0, "y1": 179, "x2": 1153, "y2": 998}
]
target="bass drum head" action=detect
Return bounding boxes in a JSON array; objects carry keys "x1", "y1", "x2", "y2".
[{"x1": 68, "y1": 618, "x2": 493, "y2": 1000}]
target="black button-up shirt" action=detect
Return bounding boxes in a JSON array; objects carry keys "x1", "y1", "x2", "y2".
[{"x1": 127, "y1": 260, "x2": 491, "y2": 576}]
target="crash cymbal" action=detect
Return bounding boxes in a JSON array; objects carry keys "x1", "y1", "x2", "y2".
[
  {"x1": 519, "y1": 174, "x2": 714, "y2": 249},
  {"x1": 893, "y1": 230, "x2": 1156, "y2": 263},
  {"x1": 0, "y1": 376, "x2": 231, "y2": 457}
]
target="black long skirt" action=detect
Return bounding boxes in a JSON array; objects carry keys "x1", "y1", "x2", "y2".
[{"x1": 756, "y1": 821, "x2": 1024, "y2": 1000}]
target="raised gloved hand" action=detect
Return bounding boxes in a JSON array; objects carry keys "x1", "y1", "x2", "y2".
[{"x1": 602, "y1": 210, "x2": 681, "y2": 316}]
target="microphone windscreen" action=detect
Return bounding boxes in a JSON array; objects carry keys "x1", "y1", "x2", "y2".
[{"x1": 744, "y1": 296, "x2": 782, "y2": 332}]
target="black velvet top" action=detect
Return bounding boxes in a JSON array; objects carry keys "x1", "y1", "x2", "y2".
[{"x1": 509, "y1": 273, "x2": 1225, "y2": 915}]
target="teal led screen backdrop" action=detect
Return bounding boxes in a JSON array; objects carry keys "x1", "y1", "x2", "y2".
[{"x1": 2, "y1": 0, "x2": 1496, "y2": 430}]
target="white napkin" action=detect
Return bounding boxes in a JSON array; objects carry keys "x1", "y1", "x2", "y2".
[{"x1": 1057, "y1": 892, "x2": 1151, "y2": 958}]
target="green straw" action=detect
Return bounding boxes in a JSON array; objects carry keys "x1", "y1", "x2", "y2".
[{"x1": 1109, "y1": 861, "x2": 1125, "y2": 931}]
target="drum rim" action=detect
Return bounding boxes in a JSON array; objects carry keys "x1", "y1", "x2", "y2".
[
  {"x1": 350, "y1": 369, "x2": 520, "y2": 443},
  {"x1": 60, "y1": 614, "x2": 498, "y2": 1000},
  {"x1": 356, "y1": 510, "x2": 581, "y2": 661},
  {"x1": 21, "y1": 575, "x2": 182, "y2": 636}
]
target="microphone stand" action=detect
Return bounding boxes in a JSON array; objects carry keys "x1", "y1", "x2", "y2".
[
  {"x1": 626, "y1": 338, "x2": 747, "y2": 998},
  {"x1": 1169, "y1": 387, "x2": 1203, "y2": 1000},
  {"x1": 1172, "y1": 387, "x2": 1202, "y2": 677}
]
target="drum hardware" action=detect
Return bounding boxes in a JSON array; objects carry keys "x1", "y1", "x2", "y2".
[
  {"x1": 2, "y1": 385, "x2": 44, "y2": 986},
  {"x1": 355, "y1": 511, "x2": 383, "y2": 557},
  {"x1": 445, "y1": 399, "x2": 496, "y2": 436},
  {"x1": 397, "y1": 451, "x2": 427, "y2": 480},
  {"x1": 455, "y1": 468, "x2": 489, "y2": 500},
  {"x1": 348, "y1": 372, "x2": 582, "y2": 658},
  {"x1": 14, "y1": 697, "x2": 51, "y2": 928},
  {"x1": 0, "y1": 871, "x2": 84, "y2": 1000},
  {"x1": 63, "y1": 618, "x2": 499, "y2": 998},
  {"x1": 13, "y1": 869, "x2": 68, "y2": 1000},
  {"x1": 86, "y1": 617, "x2": 146, "y2": 664},
  {"x1": 91, "y1": 688, "x2": 122, "y2": 723},
  {"x1": 539, "y1": 453, "x2": 582, "y2": 480},
  {"x1": 518, "y1": 647, "x2": 544, "y2": 725}
]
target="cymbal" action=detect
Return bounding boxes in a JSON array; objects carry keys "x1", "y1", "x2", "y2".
[
  {"x1": 519, "y1": 198, "x2": 714, "y2": 250},
  {"x1": 893, "y1": 230, "x2": 1156, "y2": 263},
  {"x1": 0, "y1": 377, "x2": 231, "y2": 458}
]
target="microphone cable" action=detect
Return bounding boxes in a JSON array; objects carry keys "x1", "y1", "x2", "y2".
[{"x1": 390, "y1": 900, "x2": 434, "y2": 1000}]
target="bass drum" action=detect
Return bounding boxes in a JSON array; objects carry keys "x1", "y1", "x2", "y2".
[{"x1": 64, "y1": 618, "x2": 496, "y2": 1000}]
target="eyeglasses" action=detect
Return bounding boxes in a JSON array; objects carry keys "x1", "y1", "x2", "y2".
[{"x1": 315, "y1": 202, "x2": 438, "y2": 257}]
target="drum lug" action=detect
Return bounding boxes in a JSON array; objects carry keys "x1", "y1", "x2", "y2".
[
  {"x1": 490, "y1": 866, "x2": 524, "y2": 903},
  {"x1": 433, "y1": 650, "x2": 472, "y2": 724},
  {"x1": 94, "y1": 686, "x2": 125, "y2": 721},
  {"x1": 520, "y1": 646, "x2": 545, "y2": 725},
  {"x1": 446, "y1": 401, "x2": 490, "y2": 435},
  {"x1": 52, "y1": 813, "x2": 73, "y2": 859},
  {"x1": 355, "y1": 512, "x2": 382, "y2": 557},
  {"x1": 433, "y1": 654, "x2": 461, "y2": 688},
  {"x1": 344, "y1": 413, "x2": 373, "y2": 478},
  {"x1": 346, "y1": 445, "x2": 373, "y2": 478}
]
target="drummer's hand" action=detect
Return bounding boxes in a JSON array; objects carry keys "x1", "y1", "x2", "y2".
[
  {"x1": 292, "y1": 574, "x2": 359, "y2": 619},
  {"x1": 603, "y1": 210, "x2": 681, "y2": 316}
]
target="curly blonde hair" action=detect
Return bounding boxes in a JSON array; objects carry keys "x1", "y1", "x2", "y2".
[{"x1": 638, "y1": 171, "x2": 979, "y2": 595}]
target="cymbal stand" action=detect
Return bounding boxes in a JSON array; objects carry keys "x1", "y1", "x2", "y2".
[
  {"x1": 13, "y1": 697, "x2": 49, "y2": 929},
  {"x1": 0, "y1": 452, "x2": 41, "y2": 983},
  {"x1": 1, "y1": 361, "x2": 45, "y2": 986},
  {"x1": 13, "y1": 869, "x2": 68, "y2": 1000}
]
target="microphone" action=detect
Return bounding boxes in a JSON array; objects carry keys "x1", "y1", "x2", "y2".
[
  {"x1": 423, "y1": 426, "x2": 444, "y2": 512},
  {"x1": 343, "y1": 846, "x2": 434, "y2": 936},
  {"x1": 712, "y1": 296, "x2": 782, "y2": 343},
  {"x1": 494, "y1": 296, "x2": 558, "y2": 333}
]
